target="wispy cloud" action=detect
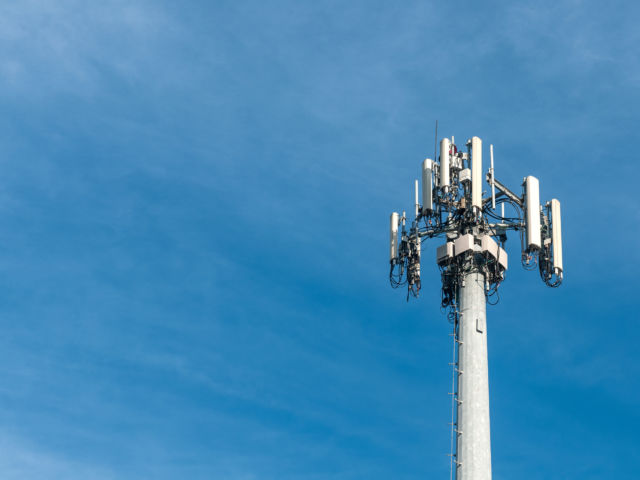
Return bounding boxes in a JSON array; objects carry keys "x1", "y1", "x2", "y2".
[
  {"x1": 0, "y1": 433, "x2": 116, "y2": 480},
  {"x1": 0, "y1": 0, "x2": 182, "y2": 96}
]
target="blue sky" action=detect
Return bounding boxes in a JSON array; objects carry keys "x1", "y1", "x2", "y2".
[{"x1": 0, "y1": 1, "x2": 638, "y2": 478}]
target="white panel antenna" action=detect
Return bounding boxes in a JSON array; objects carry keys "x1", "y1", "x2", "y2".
[
  {"x1": 389, "y1": 212, "x2": 399, "y2": 261},
  {"x1": 454, "y1": 234, "x2": 474, "y2": 256},
  {"x1": 440, "y1": 138, "x2": 450, "y2": 190},
  {"x1": 422, "y1": 159, "x2": 434, "y2": 213},
  {"x1": 524, "y1": 175, "x2": 541, "y2": 251},
  {"x1": 436, "y1": 242, "x2": 454, "y2": 265},
  {"x1": 471, "y1": 137, "x2": 482, "y2": 210},
  {"x1": 414, "y1": 180, "x2": 419, "y2": 218},
  {"x1": 550, "y1": 199, "x2": 563, "y2": 276}
]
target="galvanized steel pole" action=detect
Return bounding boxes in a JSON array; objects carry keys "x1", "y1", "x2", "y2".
[{"x1": 456, "y1": 270, "x2": 492, "y2": 480}]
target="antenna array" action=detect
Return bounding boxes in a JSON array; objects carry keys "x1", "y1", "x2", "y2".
[
  {"x1": 387, "y1": 134, "x2": 563, "y2": 480},
  {"x1": 389, "y1": 136, "x2": 563, "y2": 304}
]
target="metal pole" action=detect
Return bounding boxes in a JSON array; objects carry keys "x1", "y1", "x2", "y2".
[{"x1": 456, "y1": 270, "x2": 492, "y2": 480}]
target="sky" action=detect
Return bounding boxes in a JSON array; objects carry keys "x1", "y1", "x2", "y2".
[{"x1": 0, "y1": 1, "x2": 638, "y2": 479}]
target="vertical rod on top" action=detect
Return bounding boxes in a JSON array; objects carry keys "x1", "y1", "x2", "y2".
[
  {"x1": 415, "y1": 180, "x2": 419, "y2": 218},
  {"x1": 490, "y1": 144, "x2": 496, "y2": 210}
]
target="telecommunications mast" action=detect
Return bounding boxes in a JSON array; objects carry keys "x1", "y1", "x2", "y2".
[{"x1": 388, "y1": 135, "x2": 563, "y2": 480}]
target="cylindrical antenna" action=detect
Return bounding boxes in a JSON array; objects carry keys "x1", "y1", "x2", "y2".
[
  {"x1": 471, "y1": 137, "x2": 482, "y2": 210},
  {"x1": 422, "y1": 159, "x2": 434, "y2": 214},
  {"x1": 490, "y1": 144, "x2": 496, "y2": 210},
  {"x1": 524, "y1": 176, "x2": 542, "y2": 251},
  {"x1": 390, "y1": 212, "x2": 399, "y2": 261},
  {"x1": 501, "y1": 202, "x2": 505, "y2": 218},
  {"x1": 440, "y1": 138, "x2": 451, "y2": 190},
  {"x1": 550, "y1": 199, "x2": 563, "y2": 277},
  {"x1": 415, "y1": 179, "x2": 419, "y2": 218}
]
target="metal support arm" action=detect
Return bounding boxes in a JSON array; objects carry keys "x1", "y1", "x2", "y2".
[{"x1": 486, "y1": 172, "x2": 522, "y2": 206}]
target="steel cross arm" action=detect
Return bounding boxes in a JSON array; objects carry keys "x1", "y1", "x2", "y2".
[
  {"x1": 483, "y1": 190, "x2": 512, "y2": 206},
  {"x1": 486, "y1": 222, "x2": 523, "y2": 231},
  {"x1": 486, "y1": 171, "x2": 523, "y2": 206},
  {"x1": 417, "y1": 224, "x2": 459, "y2": 238}
]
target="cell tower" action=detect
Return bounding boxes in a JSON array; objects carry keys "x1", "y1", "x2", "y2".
[{"x1": 388, "y1": 135, "x2": 563, "y2": 480}]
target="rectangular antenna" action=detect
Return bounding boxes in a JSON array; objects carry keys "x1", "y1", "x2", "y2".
[
  {"x1": 471, "y1": 137, "x2": 482, "y2": 210},
  {"x1": 490, "y1": 144, "x2": 496, "y2": 210},
  {"x1": 422, "y1": 159, "x2": 434, "y2": 214},
  {"x1": 550, "y1": 199, "x2": 563, "y2": 276},
  {"x1": 440, "y1": 138, "x2": 450, "y2": 190},
  {"x1": 390, "y1": 212, "x2": 399, "y2": 261},
  {"x1": 414, "y1": 180, "x2": 419, "y2": 217},
  {"x1": 524, "y1": 176, "x2": 541, "y2": 251}
]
